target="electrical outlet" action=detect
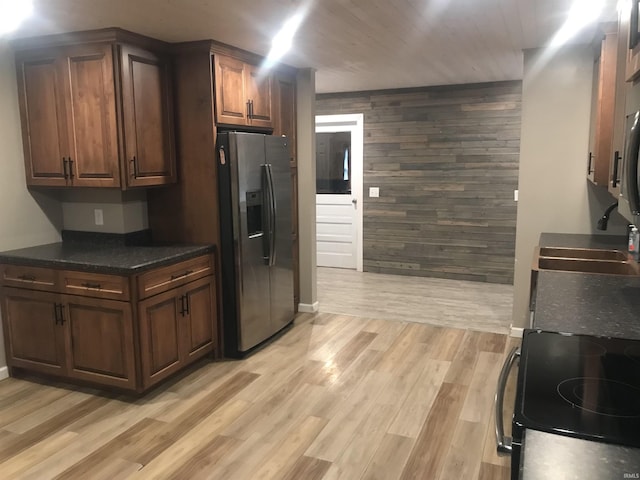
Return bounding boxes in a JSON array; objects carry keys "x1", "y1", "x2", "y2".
[
  {"x1": 369, "y1": 187, "x2": 380, "y2": 198},
  {"x1": 94, "y1": 209, "x2": 104, "y2": 226}
]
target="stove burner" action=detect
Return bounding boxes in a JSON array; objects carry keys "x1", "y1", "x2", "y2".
[
  {"x1": 626, "y1": 345, "x2": 640, "y2": 366},
  {"x1": 557, "y1": 377, "x2": 640, "y2": 418},
  {"x1": 572, "y1": 339, "x2": 607, "y2": 357}
]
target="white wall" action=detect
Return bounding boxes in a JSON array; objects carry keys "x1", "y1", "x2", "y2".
[
  {"x1": 512, "y1": 45, "x2": 628, "y2": 329},
  {"x1": 0, "y1": 41, "x2": 63, "y2": 375},
  {"x1": 62, "y1": 190, "x2": 148, "y2": 233},
  {"x1": 296, "y1": 68, "x2": 318, "y2": 313}
]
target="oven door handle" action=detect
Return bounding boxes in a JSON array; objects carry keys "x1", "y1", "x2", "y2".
[{"x1": 495, "y1": 346, "x2": 520, "y2": 455}]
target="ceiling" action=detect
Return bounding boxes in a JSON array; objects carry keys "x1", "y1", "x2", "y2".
[{"x1": 8, "y1": 0, "x2": 619, "y2": 93}]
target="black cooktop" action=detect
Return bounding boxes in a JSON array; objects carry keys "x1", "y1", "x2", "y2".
[{"x1": 514, "y1": 330, "x2": 640, "y2": 448}]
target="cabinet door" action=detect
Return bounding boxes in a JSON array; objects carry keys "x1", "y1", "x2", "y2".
[
  {"x1": 62, "y1": 43, "x2": 120, "y2": 187},
  {"x1": 274, "y1": 71, "x2": 297, "y2": 159},
  {"x1": 15, "y1": 50, "x2": 69, "y2": 186},
  {"x1": 63, "y1": 295, "x2": 136, "y2": 389},
  {"x1": 120, "y1": 45, "x2": 176, "y2": 187},
  {"x1": 214, "y1": 54, "x2": 248, "y2": 126},
  {"x1": 1, "y1": 288, "x2": 66, "y2": 375},
  {"x1": 588, "y1": 27, "x2": 618, "y2": 186},
  {"x1": 246, "y1": 64, "x2": 273, "y2": 128},
  {"x1": 610, "y1": 11, "x2": 630, "y2": 198},
  {"x1": 181, "y1": 276, "x2": 216, "y2": 362},
  {"x1": 138, "y1": 288, "x2": 182, "y2": 388}
]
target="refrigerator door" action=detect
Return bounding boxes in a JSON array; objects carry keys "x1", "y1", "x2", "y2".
[
  {"x1": 265, "y1": 135, "x2": 294, "y2": 332},
  {"x1": 229, "y1": 132, "x2": 273, "y2": 352}
]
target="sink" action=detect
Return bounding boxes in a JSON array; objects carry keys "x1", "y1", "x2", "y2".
[
  {"x1": 537, "y1": 257, "x2": 639, "y2": 275},
  {"x1": 538, "y1": 247, "x2": 628, "y2": 261}
]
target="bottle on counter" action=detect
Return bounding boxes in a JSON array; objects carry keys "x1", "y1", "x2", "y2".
[{"x1": 629, "y1": 225, "x2": 639, "y2": 253}]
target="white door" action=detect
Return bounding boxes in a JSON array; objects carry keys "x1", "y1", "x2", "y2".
[
  {"x1": 316, "y1": 194, "x2": 357, "y2": 268},
  {"x1": 315, "y1": 114, "x2": 363, "y2": 271}
]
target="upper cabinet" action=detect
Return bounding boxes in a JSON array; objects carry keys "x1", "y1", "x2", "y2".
[
  {"x1": 587, "y1": 23, "x2": 618, "y2": 187},
  {"x1": 14, "y1": 29, "x2": 176, "y2": 189},
  {"x1": 214, "y1": 53, "x2": 273, "y2": 129},
  {"x1": 610, "y1": 11, "x2": 631, "y2": 198},
  {"x1": 626, "y1": 0, "x2": 640, "y2": 81}
]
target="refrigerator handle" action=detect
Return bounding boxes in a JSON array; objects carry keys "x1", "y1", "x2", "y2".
[
  {"x1": 267, "y1": 163, "x2": 277, "y2": 266},
  {"x1": 261, "y1": 164, "x2": 271, "y2": 265}
]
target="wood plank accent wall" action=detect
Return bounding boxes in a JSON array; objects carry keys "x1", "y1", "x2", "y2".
[{"x1": 316, "y1": 81, "x2": 521, "y2": 284}]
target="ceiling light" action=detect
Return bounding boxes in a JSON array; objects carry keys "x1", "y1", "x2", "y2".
[
  {"x1": 550, "y1": 0, "x2": 605, "y2": 47},
  {"x1": 0, "y1": 0, "x2": 33, "y2": 35},
  {"x1": 265, "y1": 13, "x2": 304, "y2": 67}
]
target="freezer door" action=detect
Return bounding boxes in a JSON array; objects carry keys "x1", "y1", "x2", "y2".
[
  {"x1": 265, "y1": 135, "x2": 294, "y2": 331},
  {"x1": 231, "y1": 132, "x2": 273, "y2": 352}
]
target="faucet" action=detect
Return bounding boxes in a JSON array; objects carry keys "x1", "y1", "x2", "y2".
[{"x1": 596, "y1": 201, "x2": 619, "y2": 231}]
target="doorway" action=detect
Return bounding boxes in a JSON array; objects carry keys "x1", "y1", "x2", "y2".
[{"x1": 315, "y1": 114, "x2": 363, "y2": 271}]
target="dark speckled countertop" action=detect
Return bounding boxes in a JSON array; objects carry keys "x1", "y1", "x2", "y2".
[
  {"x1": 521, "y1": 430, "x2": 640, "y2": 480},
  {"x1": 0, "y1": 242, "x2": 215, "y2": 275},
  {"x1": 534, "y1": 233, "x2": 640, "y2": 340}
]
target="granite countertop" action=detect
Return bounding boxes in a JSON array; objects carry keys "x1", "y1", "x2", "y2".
[
  {"x1": 521, "y1": 429, "x2": 640, "y2": 480},
  {"x1": 0, "y1": 242, "x2": 215, "y2": 275},
  {"x1": 534, "y1": 233, "x2": 640, "y2": 340}
]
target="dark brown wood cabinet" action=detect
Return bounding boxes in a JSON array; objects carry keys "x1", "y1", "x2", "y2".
[
  {"x1": 587, "y1": 23, "x2": 618, "y2": 187},
  {"x1": 2, "y1": 288, "x2": 67, "y2": 376},
  {"x1": 214, "y1": 53, "x2": 273, "y2": 129},
  {"x1": 610, "y1": 11, "x2": 631, "y2": 198},
  {"x1": 0, "y1": 254, "x2": 217, "y2": 393},
  {"x1": 64, "y1": 294, "x2": 136, "y2": 389},
  {"x1": 138, "y1": 276, "x2": 215, "y2": 389},
  {"x1": 13, "y1": 29, "x2": 176, "y2": 189}
]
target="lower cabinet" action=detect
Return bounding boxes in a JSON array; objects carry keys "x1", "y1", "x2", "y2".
[
  {"x1": 3, "y1": 289, "x2": 67, "y2": 376},
  {"x1": 138, "y1": 276, "x2": 215, "y2": 389},
  {"x1": 0, "y1": 254, "x2": 217, "y2": 393}
]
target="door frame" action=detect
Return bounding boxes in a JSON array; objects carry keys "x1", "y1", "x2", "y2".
[{"x1": 315, "y1": 113, "x2": 364, "y2": 272}]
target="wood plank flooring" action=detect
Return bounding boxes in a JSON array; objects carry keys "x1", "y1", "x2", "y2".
[
  {"x1": 318, "y1": 267, "x2": 513, "y2": 334},
  {"x1": 0, "y1": 313, "x2": 519, "y2": 479}
]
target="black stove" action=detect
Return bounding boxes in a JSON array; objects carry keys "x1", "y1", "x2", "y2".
[{"x1": 514, "y1": 330, "x2": 640, "y2": 448}]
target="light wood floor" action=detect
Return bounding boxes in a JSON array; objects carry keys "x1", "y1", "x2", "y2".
[
  {"x1": 318, "y1": 267, "x2": 514, "y2": 334},
  {"x1": 0, "y1": 312, "x2": 518, "y2": 479}
]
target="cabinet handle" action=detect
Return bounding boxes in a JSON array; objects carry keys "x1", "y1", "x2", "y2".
[
  {"x1": 612, "y1": 151, "x2": 621, "y2": 188},
  {"x1": 68, "y1": 158, "x2": 74, "y2": 179},
  {"x1": 179, "y1": 294, "x2": 187, "y2": 316},
  {"x1": 250, "y1": 99, "x2": 254, "y2": 119},
  {"x1": 58, "y1": 304, "x2": 65, "y2": 325},
  {"x1": 185, "y1": 294, "x2": 190, "y2": 315},
  {"x1": 588, "y1": 152, "x2": 594, "y2": 174},
  {"x1": 63, "y1": 157, "x2": 69, "y2": 179},
  {"x1": 170, "y1": 269, "x2": 193, "y2": 280},
  {"x1": 18, "y1": 274, "x2": 36, "y2": 281},
  {"x1": 81, "y1": 282, "x2": 102, "y2": 289},
  {"x1": 53, "y1": 303, "x2": 60, "y2": 325},
  {"x1": 130, "y1": 156, "x2": 137, "y2": 178},
  {"x1": 246, "y1": 100, "x2": 251, "y2": 119}
]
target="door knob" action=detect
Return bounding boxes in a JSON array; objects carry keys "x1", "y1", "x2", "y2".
[{"x1": 352, "y1": 198, "x2": 357, "y2": 206}]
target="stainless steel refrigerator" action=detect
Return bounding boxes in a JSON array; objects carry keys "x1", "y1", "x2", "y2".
[{"x1": 217, "y1": 132, "x2": 294, "y2": 357}]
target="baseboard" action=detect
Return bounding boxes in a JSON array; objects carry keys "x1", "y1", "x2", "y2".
[
  {"x1": 510, "y1": 327, "x2": 524, "y2": 338},
  {"x1": 0, "y1": 366, "x2": 8, "y2": 381},
  {"x1": 298, "y1": 301, "x2": 319, "y2": 313}
]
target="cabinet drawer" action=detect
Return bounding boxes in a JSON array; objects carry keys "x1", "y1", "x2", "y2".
[
  {"x1": 0, "y1": 264, "x2": 58, "y2": 291},
  {"x1": 137, "y1": 255, "x2": 213, "y2": 299},
  {"x1": 60, "y1": 271, "x2": 130, "y2": 301}
]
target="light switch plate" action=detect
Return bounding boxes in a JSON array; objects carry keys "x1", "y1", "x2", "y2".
[
  {"x1": 514, "y1": 189, "x2": 519, "y2": 202},
  {"x1": 369, "y1": 187, "x2": 380, "y2": 198},
  {"x1": 94, "y1": 209, "x2": 104, "y2": 226}
]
